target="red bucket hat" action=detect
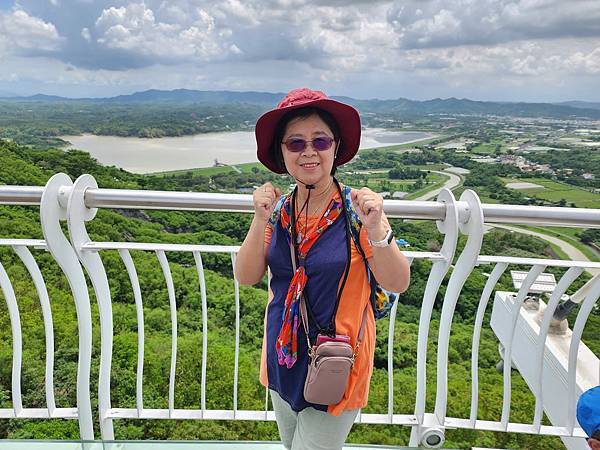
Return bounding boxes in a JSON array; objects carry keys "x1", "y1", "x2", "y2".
[{"x1": 255, "y1": 88, "x2": 361, "y2": 174}]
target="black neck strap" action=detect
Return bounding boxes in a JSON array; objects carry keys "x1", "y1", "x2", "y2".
[{"x1": 289, "y1": 178, "x2": 351, "y2": 336}]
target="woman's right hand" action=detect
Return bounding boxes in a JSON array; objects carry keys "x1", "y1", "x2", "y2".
[{"x1": 253, "y1": 182, "x2": 282, "y2": 224}]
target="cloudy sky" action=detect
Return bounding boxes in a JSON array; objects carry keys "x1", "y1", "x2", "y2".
[{"x1": 1, "y1": 0, "x2": 599, "y2": 101}]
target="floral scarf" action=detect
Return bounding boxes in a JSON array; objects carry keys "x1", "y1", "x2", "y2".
[{"x1": 275, "y1": 191, "x2": 343, "y2": 368}]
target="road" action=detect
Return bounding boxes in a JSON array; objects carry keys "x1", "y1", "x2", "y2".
[
  {"x1": 490, "y1": 224, "x2": 600, "y2": 277},
  {"x1": 413, "y1": 170, "x2": 462, "y2": 201}
]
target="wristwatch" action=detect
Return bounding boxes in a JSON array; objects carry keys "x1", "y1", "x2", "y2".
[{"x1": 368, "y1": 228, "x2": 394, "y2": 247}]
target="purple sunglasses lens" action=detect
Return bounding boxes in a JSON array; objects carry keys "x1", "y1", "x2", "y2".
[
  {"x1": 313, "y1": 137, "x2": 334, "y2": 150},
  {"x1": 288, "y1": 139, "x2": 306, "y2": 152},
  {"x1": 284, "y1": 137, "x2": 334, "y2": 152}
]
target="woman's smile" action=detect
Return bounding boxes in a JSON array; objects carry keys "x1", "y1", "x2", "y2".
[{"x1": 299, "y1": 161, "x2": 320, "y2": 170}]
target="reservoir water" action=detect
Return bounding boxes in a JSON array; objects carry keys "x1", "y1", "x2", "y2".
[{"x1": 61, "y1": 128, "x2": 434, "y2": 174}]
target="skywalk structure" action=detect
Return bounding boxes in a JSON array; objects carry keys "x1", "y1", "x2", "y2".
[{"x1": 0, "y1": 173, "x2": 598, "y2": 449}]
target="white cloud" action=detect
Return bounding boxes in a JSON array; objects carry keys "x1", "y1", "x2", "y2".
[
  {"x1": 1, "y1": 0, "x2": 600, "y2": 101},
  {"x1": 94, "y1": 2, "x2": 238, "y2": 62},
  {"x1": 388, "y1": 0, "x2": 600, "y2": 49},
  {"x1": 81, "y1": 27, "x2": 91, "y2": 42},
  {"x1": 0, "y1": 9, "x2": 62, "y2": 54}
]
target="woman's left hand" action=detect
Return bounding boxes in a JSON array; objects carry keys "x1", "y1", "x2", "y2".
[{"x1": 350, "y1": 188, "x2": 386, "y2": 236}]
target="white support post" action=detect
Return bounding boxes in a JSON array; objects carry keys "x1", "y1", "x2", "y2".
[
  {"x1": 0, "y1": 261, "x2": 23, "y2": 417},
  {"x1": 156, "y1": 250, "x2": 178, "y2": 418},
  {"x1": 469, "y1": 261, "x2": 508, "y2": 426},
  {"x1": 12, "y1": 245, "x2": 56, "y2": 415},
  {"x1": 119, "y1": 249, "x2": 145, "y2": 417},
  {"x1": 410, "y1": 188, "x2": 460, "y2": 448},
  {"x1": 192, "y1": 251, "x2": 208, "y2": 417},
  {"x1": 40, "y1": 173, "x2": 94, "y2": 439},
  {"x1": 532, "y1": 266, "x2": 583, "y2": 430},
  {"x1": 434, "y1": 190, "x2": 485, "y2": 427},
  {"x1": 386, "y1": 256, "x2": 414, "y2": 424},
  {"x1": 500, "y1": 264, "x2": 546, "y2": 428},
  {"x1": 67, "y1": 174, "x2": 115, "y2": 440},
  {"x1": 231, "y1": 252, "x2": 240, "y2": 418}
]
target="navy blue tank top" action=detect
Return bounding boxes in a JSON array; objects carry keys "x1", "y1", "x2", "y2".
[{"x1": 266, "y1": 211, "x2": 347, "y2": 412}]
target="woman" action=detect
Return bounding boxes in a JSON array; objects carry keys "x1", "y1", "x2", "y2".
[{"x1": 234, "y1": 88, "x2": 410, "y2": 450}]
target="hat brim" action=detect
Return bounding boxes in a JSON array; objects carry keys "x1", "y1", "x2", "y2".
[{"x1": 255, "y1": 98, "x2": 361, "y2": 174}]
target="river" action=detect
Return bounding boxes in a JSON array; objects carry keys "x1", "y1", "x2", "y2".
[{"x1": 61, "y1": 128, "x2": 434, "y2": 174}]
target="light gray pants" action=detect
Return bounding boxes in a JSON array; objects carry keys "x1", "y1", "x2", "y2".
[{"x1": 270, "y1": 390, "x2": 359, "y2": 450}]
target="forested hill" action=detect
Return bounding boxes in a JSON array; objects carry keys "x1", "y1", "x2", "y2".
[
  {"x1": 4, "y1": 89, "x2": 600, "y2": 119},
  {"x1": 0, "y1": 139, "x2": 596, "y2": 448}
]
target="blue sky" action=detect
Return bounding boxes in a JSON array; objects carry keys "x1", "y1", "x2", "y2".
[{"x1": 0, "y1": 0, "x2": 599, "y2": 101}]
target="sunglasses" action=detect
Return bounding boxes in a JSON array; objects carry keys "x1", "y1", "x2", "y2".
[{"x1": 282, "y1": 136, "x2": 335, "y2": 152}]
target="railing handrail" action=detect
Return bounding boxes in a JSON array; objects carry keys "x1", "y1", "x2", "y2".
[{"x1": 0, "y1": 185, "x2": 599, "y2": 228}]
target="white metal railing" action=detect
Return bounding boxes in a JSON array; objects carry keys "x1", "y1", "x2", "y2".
[{"x1": 0, "y1": 173, "x2": 598, "y2": 448}]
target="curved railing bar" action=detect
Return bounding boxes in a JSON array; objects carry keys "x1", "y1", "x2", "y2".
[
  {"x1": 386, "y1": 291, "x2": 400, "y2": 423},
  {"x1": 192, "y1": 251, "x2": 208, "y2": 417},
  {"x1": 566, "y1": 275, "x2": 600, "y2": 433},
  {"x1": 0, "y1": 260, "x2": 23, "y2": 416},
  {"x1": 469, "y1": 261, "x2": 508, "y2": 425},
  {"x1": 40, "y1": 173, "x2": 94, "y2": 439},
  {"x1": 12, "y1": 245, "x2": 56, "y2": 414},
  {"x1": 387, "y1": 257, "x2": 414, "y2": 423},
  {"x1": 118, "y1": 249, "x2": 145, "y2": 416},
  {"x1": 434, "y1": 189, "x2": 485, "y2": 425},
  {"x1": 532, "y1": 266, "x2": 583, "y2": 430},
  {"x1": 264, "y1": 267, "x2": 272, "y2": 421},
  {"x1": 231, "y1": 252, "x2": 240, "y2": 418},
  {"x1": 156, "y1": 250, "x2": 177, "y2": 417},
  {"x1": 414, "y1": 188, "x2": 459, "y2": 423},
  {"x1": 500, "y1": 263, "x2": 546, "y2": 428},
  {"x1": 67, "y1": 174, "x2": 115, "y2": 440}
]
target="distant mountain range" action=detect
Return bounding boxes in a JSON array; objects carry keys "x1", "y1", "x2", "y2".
[
  {"x1": 2, "y1": 89, "x2": 600, "y2": 119},
  {"x1": 4, "y1": 89, "x2": 285, "y2": 105},
  {"x1": 555, "y1": 100, "x2": 600, "y2": 111}
]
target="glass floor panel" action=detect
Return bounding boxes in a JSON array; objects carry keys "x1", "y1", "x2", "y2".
[{"x1": 0, "y1": 441, "x2": 424, "y2": 450}]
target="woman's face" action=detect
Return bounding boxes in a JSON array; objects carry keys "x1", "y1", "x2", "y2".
[{"x1": 281, "y1": 114, "x2": 336, "y2": 187}]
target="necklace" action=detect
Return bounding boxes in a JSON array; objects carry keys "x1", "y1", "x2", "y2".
[
  {"x1": 294, "y1": 184, "x2": 335, "y2": 242},
  {"x1": 297, "y1": 179, "x2": 333, "y2": 208},
  {"x1": 296, "y1": 180, "x2": 334, "y2": 218}
]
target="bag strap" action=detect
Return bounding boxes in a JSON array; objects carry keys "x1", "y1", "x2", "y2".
[
  {"x1": 268, "y1": 194, "x2": 287, "y2": 228},
  {"x1": 291, "y1": 235, "x2": 369, "y2": 356},
  {"x1": 342, "y1": 186, "x2": 365, "y2": 258},
  {"x1": 342, "y1": 186, "x2": 379, "y2": 300}
]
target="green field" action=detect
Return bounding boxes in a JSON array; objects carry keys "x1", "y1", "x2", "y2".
[
  {"x1": 154, "y1": 162, "x2": 264, "y2": 177},
  {"x1": 502, "y1": 177, "x2": 600, "y2": 208},
  {"x1": 471, "y1": 143, "x2": 499, "y2": 154}
]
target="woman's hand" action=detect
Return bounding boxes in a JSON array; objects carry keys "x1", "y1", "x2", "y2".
[
  {"x1": 253, "y1": 182, "x2": 282, "y2": 224},
  {"x1": 351, "y1": 187, "x2": 386, "y2": 239}
]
